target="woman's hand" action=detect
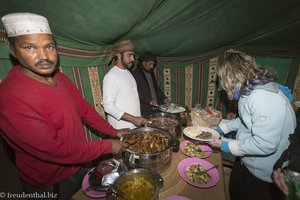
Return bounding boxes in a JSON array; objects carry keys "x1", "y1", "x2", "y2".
[
  {"x1": 208, "y1": 139, "x2": 222, "y2": 148},
  {"x1": 273, "y1": 168, "x2": 289, "y2": 195}
]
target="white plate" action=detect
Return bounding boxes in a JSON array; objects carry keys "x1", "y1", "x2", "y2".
[
  {"x1": 183, "y1": 126, "x2": 220, "y2": 142},
  {"x1": 220, "y1": 119, "x2": 230, "y2": 123},
  {"x1": 294, "y1": 101, "x2": 300, "y2": 108}
]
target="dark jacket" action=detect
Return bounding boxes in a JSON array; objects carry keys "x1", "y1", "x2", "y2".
[
  {"x1": 274, "y1": 117, "x2": 300, "y2": 172},
  {"x1": 131, "y1": 66, "x2": 167, "y2": 117}
]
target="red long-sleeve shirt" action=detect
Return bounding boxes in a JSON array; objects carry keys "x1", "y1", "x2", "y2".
[{"x1": 0, "y1": 65, "x2": 117, "y2": 188}]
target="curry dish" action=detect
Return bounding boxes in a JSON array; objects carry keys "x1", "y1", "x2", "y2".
[
  {"x1": 124, "y1": 131, "x2": 169, "y2": 154},
  {"x1": 116, "y1": 176, "x2": 155, "y2": 200}
]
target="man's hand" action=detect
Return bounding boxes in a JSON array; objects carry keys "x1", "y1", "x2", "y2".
[
  {"x1": 132, "y1": 116, "x2": 148, "y2": 126},
  {"x1": 116, "y1": 128, "x2": 130, "y2": 138},
  {"x1": 150, "y1": 99, "x2": 158, "y2": 106},
  {"x1": 111, "y1": 140, "x2": 126, "y2": 154},
  {"x1": 164, "y1": 98, "x2": 171, "y2": 104},
  {"x1": 273, "y1": 168, "x2": 289, "y2": 195},
  {"x1": 121, "y1": 113, "x2": 148, "y2": 126},
  {"x1": 121, "y1": 113, "x2": 148, "y2": 127}
]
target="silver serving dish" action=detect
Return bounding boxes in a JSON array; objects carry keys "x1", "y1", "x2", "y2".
[
  {"x1": 158, "y1": 103, "x2": 188, "y2": 114},
  {"x1": 87, "y1": 158, "x2": 128, "y2": 191},
  {"x1": 123, "y1": 126, "x2": 179, "y2": 173}
]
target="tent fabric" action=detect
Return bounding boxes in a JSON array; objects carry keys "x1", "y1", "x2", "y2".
[
  {"x1": 1, "y1": 0, "x2": 300, "y2": 105},
  {"x1": 1, "y1": 0, "x2": 300, "y2": 139},
  {"x1": 1, "y1": 0, "x2": 300, "y2": 63}
]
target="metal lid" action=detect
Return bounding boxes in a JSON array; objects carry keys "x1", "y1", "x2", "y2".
[{"x1": 158, "y1": 103, "x2": 188, "y2": 114}]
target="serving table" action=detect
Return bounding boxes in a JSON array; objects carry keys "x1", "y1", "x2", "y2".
[{"x1": 72, "y1": 134, "x2": 227, "y2": 200}]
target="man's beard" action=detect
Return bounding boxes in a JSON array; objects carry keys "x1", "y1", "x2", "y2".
[{"x1": 121, "y1": 58, "x2": 134, "y2": 70}]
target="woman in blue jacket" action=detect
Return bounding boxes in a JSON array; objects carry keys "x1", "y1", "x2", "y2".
[{"x1": 209, "y1": 50, "x2": 296, "y2": 200}]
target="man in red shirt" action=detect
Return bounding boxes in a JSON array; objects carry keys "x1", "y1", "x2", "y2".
[{"x1": 0, "y1": 12, "x2": 129, "y2": 199}]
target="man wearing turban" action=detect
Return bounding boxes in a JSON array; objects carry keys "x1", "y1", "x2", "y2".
[
  {"x1": 0, "y1": 12, "x2": 129, "y2": 199},
  {"x1": 103, "y1": 40, "x2": 148, "y2": 129}
]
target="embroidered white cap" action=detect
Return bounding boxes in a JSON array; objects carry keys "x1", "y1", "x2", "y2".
[{"x1": 1, "y1": 12, "x2": 52, "y2": 37}]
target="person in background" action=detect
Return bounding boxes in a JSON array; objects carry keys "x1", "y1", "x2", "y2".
[
  {"x1": 102, "y1": 40, "x2": 148, "y2": 129},
  {"x1": 208, "y1": 49, "x2": 296, "y2": 200},
  {"x1": 0, "y1": 13, "x2": 129, "y2": 200},
  {"x1": 273, "y1": 117, "x2": 300, "y2": 196},
  {"x1": 132, "y1": 52, "x2": 170, "y2": 117}
]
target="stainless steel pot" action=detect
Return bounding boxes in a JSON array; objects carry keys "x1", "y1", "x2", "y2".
[
  {"x1": 106, "y1": 168, "x2": 163, "y2": 200},
  {"x1": 157, "y1": 103, "x2": 189, "y2": 126},
  {"x1": 147, "y1": 112, "x2": 182, "y2": 139},
  {"x1": 123, "y1": 126, "x2": 179, "y2": 174}
]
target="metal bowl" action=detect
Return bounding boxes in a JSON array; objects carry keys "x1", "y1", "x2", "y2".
[
  {"x1": 146, "y1": 112, "x2": 182, "y2": 139},
  {"x1": 88, "y1": 158, "x2": 128, "y2": 190},
  {"x1": 107, "y1": 168, "x2": 163, "y2": 200}
]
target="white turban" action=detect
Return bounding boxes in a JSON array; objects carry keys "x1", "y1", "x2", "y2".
[{"x1": 1, "y1": 12, "x2": 52, "y2": 37}]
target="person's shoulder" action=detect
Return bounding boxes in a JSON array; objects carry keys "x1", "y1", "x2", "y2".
[
  {"x1": 103, "y1": 66, "x2": 120, "y2": 82},
  {"x1": 131, "y1": 68, "x2": 137, "y2": 75},
  {"x1": 55, "y1": 71, "x2": 72, "y2": 82},
  {"x1": 105, "y1": 66, "x2": 118, "y2": 74},
  {"x1": 0, "y1": 66, "x2": 22, "y2": 89},
  {"x1": 131, "y1": 67, "x2": 142, "y2": 76}
]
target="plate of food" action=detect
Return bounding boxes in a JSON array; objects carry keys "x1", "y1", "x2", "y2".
[
  {"x1": 183, "y1": 126, "x2": 220, "y2": 142},
  {"x1": 177, "y1": 157, "x2": 219, "y2": 188},
  {"x1": 180, "y1": 140, "x2": 212, "y2": 158},
  {"x1": 294, "y1": 100, "x2": 300, "y2": 108},
  {"x1": 164, "y1": 195, "x2": 190, "y2": 200}
]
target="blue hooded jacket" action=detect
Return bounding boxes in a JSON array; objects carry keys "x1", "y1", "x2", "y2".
[{"x1": 219, "y1": 82, "x2": 296, "y2": 182}]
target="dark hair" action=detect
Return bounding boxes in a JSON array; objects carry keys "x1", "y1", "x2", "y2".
[
  {"x1": 7, "y1": 37, "x2": 16, "y2": 52},
  {"x1": 138, "y1": 52, "x2": 156, "y2": 63}
]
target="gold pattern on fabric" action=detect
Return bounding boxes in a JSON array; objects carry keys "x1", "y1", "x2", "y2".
[
  {"x1": 206, "y1": 57, "x2": 218, "y2": 107},
  {"x1": 164, "y1": 68, "x2": 171, "y2": 99},
  {"x1": 185, "y1": 65, "x2": 193, "y2": 109},
  {"x1": 71, "y1": 67, "x2": 93, "y2": 141},
  {"x1": 0, "y1": 28, "x2": 8, "y2": 46},
  {"x1": 88, "y1": 66, "x2": 105, "y2": 118}
]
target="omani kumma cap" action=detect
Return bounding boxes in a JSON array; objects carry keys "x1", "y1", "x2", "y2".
[{"x1": 1, "y1": 12, "x2": 52, "y2": 37}]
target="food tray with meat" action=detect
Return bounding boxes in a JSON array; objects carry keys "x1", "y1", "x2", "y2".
[{"x1": 183, "y1": 126, "x2": 220, "y2": 142}]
